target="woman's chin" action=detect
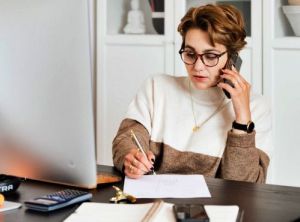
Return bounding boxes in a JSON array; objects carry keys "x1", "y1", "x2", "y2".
[{"x1": 191, "y1": 80, "x2": 213, "y2": 90}]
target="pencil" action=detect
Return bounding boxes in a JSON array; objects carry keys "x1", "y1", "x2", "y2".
[{"x1": 130, "y1": 129, "x2": 156, "y2": 175}]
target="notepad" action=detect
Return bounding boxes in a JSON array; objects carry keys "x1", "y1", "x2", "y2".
[
  {"x1": 124, "y1": 174, "x2": 211, "y2": 198},
  {"x1": 63, "y1": 201, "x2": 242, "y2": 222},
  {"x1": 63, "y1": 201, "x2": 175, "y2": 222}
]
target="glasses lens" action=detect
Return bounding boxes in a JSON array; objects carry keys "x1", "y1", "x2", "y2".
[
  {"x1": 181, "y1": 51, "x2": 197, "y2": 65},
  {"x1": 202, "y1": 53, "x2": 219, "y2": 67}
]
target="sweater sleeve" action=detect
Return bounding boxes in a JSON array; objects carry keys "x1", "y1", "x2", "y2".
[
  {"x1": 112, "y1": 119, "x2": 151, "y2": 172},
  {"x1": 219, "y1": 97, "x2": 272, "y2": 184},
  {"x1": 220, "y1": 131, "x2": 270, "y2": 183}
]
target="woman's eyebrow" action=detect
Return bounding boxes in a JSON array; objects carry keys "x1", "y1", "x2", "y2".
[
  {"x1": 184, "y1": 45, "x2": 196, "y2": 51},
  {"x1": 184, "y1": 45, "x2": 221, "y2": 53},
  {"x1": 203, "y1": 49, "x2": 221, "y2": 53}
]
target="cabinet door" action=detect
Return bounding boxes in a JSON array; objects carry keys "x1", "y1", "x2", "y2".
[
  {"x1": 269, "y1": 50, "x2": 300, "y2": 187},
  {"x1": 97, "y1": 0, "x2": 174, "y2": 165}
]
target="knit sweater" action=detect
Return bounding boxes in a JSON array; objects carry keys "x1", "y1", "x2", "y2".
[{"x1": 112, "y1": 74, "x2": 272, "y2": 183}]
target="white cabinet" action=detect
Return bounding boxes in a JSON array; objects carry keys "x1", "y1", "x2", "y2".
[
  {"x1": 263, "y1": 0, "x2": 300, "y2": 187},
  {"x1": 97, "y1": 0, "x2": 263, "y2": 166},
  {"x1": 97, "y1": 0, "x2": 175, "y2": 165}
]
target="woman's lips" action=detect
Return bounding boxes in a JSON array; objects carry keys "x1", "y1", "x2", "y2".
[{"x1": 192, "y1": 75, "x2": 209, "y2": 82}]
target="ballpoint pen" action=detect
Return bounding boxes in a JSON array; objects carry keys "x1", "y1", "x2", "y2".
[{"x1": 130, "y1": 130, "x2": 156, "y2": 175}]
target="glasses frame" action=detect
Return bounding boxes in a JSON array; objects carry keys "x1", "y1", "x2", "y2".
[{"x1": 179, "y1": 48, "x2": 227, "y2": 67}]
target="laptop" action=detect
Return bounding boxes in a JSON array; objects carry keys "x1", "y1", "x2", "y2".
[{"x1": 0, "y1": 0, "x2": 120, "y2": 188}]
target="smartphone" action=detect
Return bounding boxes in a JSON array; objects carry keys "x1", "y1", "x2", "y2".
[
  {"x1": 223, "y1": 53, "x2": 243, "y2": 99},
  {"x1": 173, "y1": 204, "x2": 209, "y2": 222}
]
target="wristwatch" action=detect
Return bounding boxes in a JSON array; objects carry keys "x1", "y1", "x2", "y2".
[{"x1": 232, "y1": 120, "x2": 255, "y2": 133}]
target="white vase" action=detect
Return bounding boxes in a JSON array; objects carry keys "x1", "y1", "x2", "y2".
[{"x1": 282, "y1": 6, "x2": 300, "y2": 36}]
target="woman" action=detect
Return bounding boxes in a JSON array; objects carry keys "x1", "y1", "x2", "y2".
[{"x1": 112, "y1": 4, "x2": 271, "y2": 183}]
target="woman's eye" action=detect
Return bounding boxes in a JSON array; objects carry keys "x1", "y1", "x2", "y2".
[
  {"x1": 204, "y1": 53, "x2": 218, "y2": 60},
  {"x1": 186, "y1": 52, "x2": 196, "y2": 58}
]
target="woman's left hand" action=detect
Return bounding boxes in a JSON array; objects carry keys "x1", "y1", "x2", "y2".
[{"x1": 217, "y1": 67, "x2": 251, "y2": 125}]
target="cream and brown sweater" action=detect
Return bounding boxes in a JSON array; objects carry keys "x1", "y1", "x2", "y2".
[{"x1": 113, "y1": 74, "x2": 272, "y2": 183}]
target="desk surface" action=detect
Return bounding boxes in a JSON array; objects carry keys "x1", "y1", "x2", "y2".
[{"x1": 2, "y1": 165, "x2": 300, "y2": 222}]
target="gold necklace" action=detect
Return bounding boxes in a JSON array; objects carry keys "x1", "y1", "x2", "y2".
[{"x1": 189, "y1": 81, "x2": 225, "y2": 132}]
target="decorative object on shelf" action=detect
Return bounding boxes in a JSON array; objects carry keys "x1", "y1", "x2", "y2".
[
  {"x1": 123, "y1": 0, "x2": 146, "y2": 34},
  {"x1": 288, "y1": 0, "x2": 300, "y2": 5},
  {"x1": 282, "y1": 5, "x2": 300, "y2": 36},
  {"x1": 148, "y1": 0, "x2": 164, "y2": 34}
]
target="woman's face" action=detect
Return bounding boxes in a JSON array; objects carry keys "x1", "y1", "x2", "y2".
[{"x1": 183, "y1": 28, "x2": 228, "y2": 90}]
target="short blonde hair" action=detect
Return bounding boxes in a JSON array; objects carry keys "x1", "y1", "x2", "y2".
[{"x1": 178, "y1": 4, "x2": 247, "y2": 55}]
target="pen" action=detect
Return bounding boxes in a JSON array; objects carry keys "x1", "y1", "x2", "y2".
[{"x1": 130, "y1": 129, "x2": 156, "y2": 175}]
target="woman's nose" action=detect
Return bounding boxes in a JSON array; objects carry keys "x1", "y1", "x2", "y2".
[{"x1": 193, "y1": 56, "x2": 206, "y2": 71}]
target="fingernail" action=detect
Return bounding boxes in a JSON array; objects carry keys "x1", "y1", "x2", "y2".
[
  {"x1": 150, "y1": 167, "x2": 154, "y2": 171},
  {"x1": 151, "y1": 158, "x2": 155, "y2": 162}
]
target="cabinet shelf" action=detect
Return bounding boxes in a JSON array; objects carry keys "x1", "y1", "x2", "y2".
[
  {"x1": 105, "y1": 34, "x2": 165, "y2": 46},
  {"x1": 272, "y1": 37, "x2": 300, "y2": 49}
]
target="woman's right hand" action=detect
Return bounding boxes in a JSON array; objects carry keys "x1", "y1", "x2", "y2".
[{"x1": 123, "y1": 148, "x2": 155, "y2": 179}]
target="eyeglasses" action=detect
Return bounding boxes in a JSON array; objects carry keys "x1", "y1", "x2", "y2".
[{"x1": 179, "y1": 49, "x2": 227, "y2": 67}]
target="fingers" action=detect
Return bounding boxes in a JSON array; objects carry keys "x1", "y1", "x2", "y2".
[
  {"x1": 219, "y1": 68, "x2": 250, "y2": 96},
  {"x1": 220, "y1": 73, "x2": 244, "y2": 89},
  {"x1": 222, "y1": 68, "x2": 249, "y2": 86},
  {"x1": 124, "y1": 152, "x2": 148, "y2": 173},
  {"x1": 135, "y1": 151, "x2": 153, "y2": 171},
  {"x1": 147, "y1": 151, "x2": 155, "y2": 165},
  {"x1": 123, "y1": 148, "x2": 155, "y2": 179},
  {"x1": 124, "y1": 165, "x2": 143, "y2": 179}
]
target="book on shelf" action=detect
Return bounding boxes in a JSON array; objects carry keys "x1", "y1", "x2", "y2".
[{"x1": 148, "y1": 0, "x2": 164, "y2": 34}]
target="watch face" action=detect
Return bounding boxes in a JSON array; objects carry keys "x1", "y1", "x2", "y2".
[{"x1": 247, "y1": 122, "x2": 255, "y2": 133}]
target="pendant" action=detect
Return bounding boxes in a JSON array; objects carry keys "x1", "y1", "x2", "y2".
[{"x1": 192, "y1": 126, "x2": 200, "y2": 132}]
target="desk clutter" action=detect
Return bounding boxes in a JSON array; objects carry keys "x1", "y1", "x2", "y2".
[
  {"x1": 64, "y1": 175, "x2": 242, "y2": 222},
  {"x1": 2, "y1": 165, "x2": 300, "y2": 221},
  {"x1": 63, "y1": 201, "x2": 242, "y2": 222}
]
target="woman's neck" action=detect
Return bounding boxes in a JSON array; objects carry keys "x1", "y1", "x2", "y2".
[{"x1": 188, "y1": 79, "x2": 226, "y2": 105}]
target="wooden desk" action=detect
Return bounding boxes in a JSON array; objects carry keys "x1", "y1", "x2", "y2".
[{"x1": 2, "y1": 165, "x2": 300, "y2": 222}]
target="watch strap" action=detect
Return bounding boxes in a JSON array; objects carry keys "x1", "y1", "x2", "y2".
[{"x1": 232, "y1": 120, "x2": 255, "y2": 133}]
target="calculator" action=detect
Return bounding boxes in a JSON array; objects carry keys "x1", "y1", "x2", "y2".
[{"x1": 24, "y1": 189, "x2": 92, "y2": 212}]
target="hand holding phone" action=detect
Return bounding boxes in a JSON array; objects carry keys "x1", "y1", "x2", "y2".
[{"x1": 222, "y1": 53, "x2": 242, "y2": 99}]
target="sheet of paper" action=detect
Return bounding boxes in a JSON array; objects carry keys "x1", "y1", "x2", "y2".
[
  {"x1": 204, "y1": 205, "x2": 240, "y2": 222},
  {"x1": 124, "y1": 174, "x2": 211, "y2": 198}
]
